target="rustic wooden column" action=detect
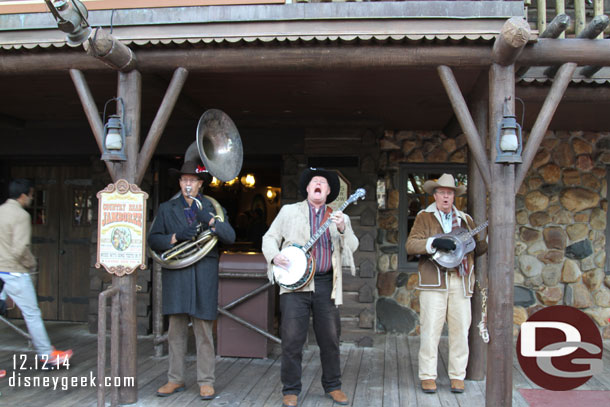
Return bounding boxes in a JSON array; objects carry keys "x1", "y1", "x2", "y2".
[
  {"x1": 486, "y1": 62, "x2": 515, "y2": 407},
  {"x1": 486, "y1": 17, "x2": 529, "y2": 407},
  {"x1": 466, "y1": 73, "x2": 489, "y2": 380},
  {"x1": 112, "y1": 69, "x2": 142, "y2": 404}
]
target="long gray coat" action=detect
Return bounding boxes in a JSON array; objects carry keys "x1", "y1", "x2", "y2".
[{"x1": 148, "y1": 195, "x2": 235, "y2": 320}]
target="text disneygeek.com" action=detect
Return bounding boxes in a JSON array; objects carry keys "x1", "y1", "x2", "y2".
[{"x1": 8, "y1": 371, "x2": 135, "y2": 391}]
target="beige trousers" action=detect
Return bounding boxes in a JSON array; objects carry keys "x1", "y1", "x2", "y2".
[
  {"x1": 167, "y1": 314, "x2": 215, "y2": 386},
  {"x1": 418, "y1": 272, "x2": 471, "y2": 381}
]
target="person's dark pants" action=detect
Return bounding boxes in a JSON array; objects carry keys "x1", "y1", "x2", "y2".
[{"x1": 280, "y1": 272, "x2": 342, "y2": 396}]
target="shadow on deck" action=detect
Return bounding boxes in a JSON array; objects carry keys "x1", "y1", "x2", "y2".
[{"x1": 1, "y1": 321, "x2": 610, "y2": 406}]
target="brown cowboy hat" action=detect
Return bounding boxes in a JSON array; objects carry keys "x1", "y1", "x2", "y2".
[
  {"x1": 422, "y1": 173, "x2": 466, "y2": 196},
  {"x1": 169, "y1": 160, "x2": 212, "y2": 184},
  {"x1": 299, "y1": 167, "x2": 340, "y2": 203}
]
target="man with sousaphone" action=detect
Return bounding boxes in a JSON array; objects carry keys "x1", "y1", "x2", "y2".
[
  {"x1": 262, "y1": 168, "x2": 359, "y2": 407},
  {"x1": 406, "y1": 173, "x2": 487, "y2": 394},
  {"x1": 148, "y1": 160, "x2": 236, "y2": 400}
]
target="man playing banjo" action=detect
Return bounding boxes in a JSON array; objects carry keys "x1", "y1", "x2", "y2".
[
  {"x1": 406, "y1": 173, "x2": 487, "y2": 394},
  {"x1": 262, "y1": 168, "x2": 358, "y2": 407}
]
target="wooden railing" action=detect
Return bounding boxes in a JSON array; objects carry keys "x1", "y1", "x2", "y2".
[{"x1": 526, "y1": 0, "x2": 608, "y2": 37}]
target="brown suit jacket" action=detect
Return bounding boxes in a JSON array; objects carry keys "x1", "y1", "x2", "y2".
[{"x1": 405, "y1": 203, "x2": 487, "y2": 297}]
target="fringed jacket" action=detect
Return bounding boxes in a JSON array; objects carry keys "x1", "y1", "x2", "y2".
[{"x1": 262, "y1": 200, "x2": 358, "y2": 305}]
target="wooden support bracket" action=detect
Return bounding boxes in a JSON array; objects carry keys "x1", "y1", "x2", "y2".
[
  {"x1": 514, "y1": 62, "x2": 577, "y2": 193},
  {"x1": 437, "y1": 65, "x2": 492, "y2": 190},
  {"x1": 136, "y1": 67, "x2": 189, "y2": 184},
  {"x1": 69, "y1": 68, "x2": 117, "y2": 181}
]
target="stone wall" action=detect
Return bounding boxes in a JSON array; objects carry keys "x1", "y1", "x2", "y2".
[
  {"x1": 515, "y1": 131, "x2": 610, "y2": 339},
  {"x1": 375, "y1": 129, "x2": 610, "y2": 340},
  {"x1": 375, "y1": 130, "x2": 468, "y2": 335}
]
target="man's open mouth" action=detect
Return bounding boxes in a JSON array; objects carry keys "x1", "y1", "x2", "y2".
[{"x1": 315, "y1": 187, "x2": 321, "y2": 193}]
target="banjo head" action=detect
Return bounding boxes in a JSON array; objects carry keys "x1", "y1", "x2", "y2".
[
  {"x1": 273, "y1": 246, "x2": 310, "y2": 289},
  {"x1": 432, "y1": 235, "x2": 466, "y2": 269}
]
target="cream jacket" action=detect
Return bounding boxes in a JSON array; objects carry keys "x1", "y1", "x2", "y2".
[
  {"x1": 262, "y1": 200, "x2": 358, "y2": 305},
  {"x1": 0, "y1": 199, "x2": 37, "y2": 273}
]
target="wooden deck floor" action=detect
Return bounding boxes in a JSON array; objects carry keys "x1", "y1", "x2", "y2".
[{"x1": 1, "y1": 321, "x2": 610, "y2": 406}]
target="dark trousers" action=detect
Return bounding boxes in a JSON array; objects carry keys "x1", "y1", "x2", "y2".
[{"x1": 280, "y1": 273, "x2": 342, "y2": 395}]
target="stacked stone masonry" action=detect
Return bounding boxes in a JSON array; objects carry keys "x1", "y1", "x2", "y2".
[{"x1": 376, "y1": 129, "x2": 610, "y2": 340}]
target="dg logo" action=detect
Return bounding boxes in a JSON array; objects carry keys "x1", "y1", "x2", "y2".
[{"x1": 516, "y1": 305, "x2": 603, "y2": 391}]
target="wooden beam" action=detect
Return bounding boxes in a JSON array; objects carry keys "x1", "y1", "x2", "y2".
[
  {"x1": 545, "y1": 15, "x2": 609, "y2": 77},
  {"x1": 136, "y1": 67, "x2": 189, "y2": 184},
  {"x1": 516, "y1": 14, "x2": 570, "y2": 77},
  {"x1": 518, "y1": 39, "x2": 610, "y2": 66},
  {"x1": 437, "y1": 65, "x2": 491, "y2": 190},
  {"x1": 82, "y1": 27, "x2": 137, "y2": 72},
  {"x1": 486, "y1": 63, "x2": 515, "y2": 407},
  {"x1": 514, "y1": 62, "x2": 576, "y2": 193},
  {"x1": 69, "y1": 68, "x2": 117, "y2": 181},
  {"x1": 466, "y1": 71, "x2": 489, "y2": 381},
  {"x1": 492, "y1": 17, "x2": 531, "y2": 67},
  {"x1": 1, "y1": 40, "x2": 610, "y2": 75}
]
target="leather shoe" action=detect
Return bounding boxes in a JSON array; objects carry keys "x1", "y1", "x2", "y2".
[
  {"x1": 200, "y1": 384, "x2": 215, "y2": 400},
  {"x1": 326, "y1": 389, "x2": 349, "y2": 405},
  {"x1": 421, "y1": 379, "x2": 437, "y2": 393},
  {"x1": 156, "y1": 381, "x2": 185, "y2": 397},
  {"x1": 282, "y1": 394, "x2": 298, "y2": 407},
  {"x1": 450, "y1": 379, "x2": 465, "y2": 393}
]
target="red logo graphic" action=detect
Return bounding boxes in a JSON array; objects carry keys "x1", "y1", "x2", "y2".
[{"x1": 516, "y1": 305, "x2": 603, "y2": 391}]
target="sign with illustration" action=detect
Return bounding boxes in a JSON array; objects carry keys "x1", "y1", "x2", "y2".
[{"x1": 96, "y1": 179, "x2": 148, "y2": 276}]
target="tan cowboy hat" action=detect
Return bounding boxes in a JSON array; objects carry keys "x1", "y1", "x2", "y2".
[{"x1": 423, "y1": 173, "x2": 466, "y2": 196}]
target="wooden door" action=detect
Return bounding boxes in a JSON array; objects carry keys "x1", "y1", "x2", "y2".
[{"x1": 8, "y1": 165, "x2": 92, "y2": 322}]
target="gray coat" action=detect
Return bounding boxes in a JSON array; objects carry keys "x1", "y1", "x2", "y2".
[{"x1": 148, "y1": 195, "x2": 235, "y2": 320}]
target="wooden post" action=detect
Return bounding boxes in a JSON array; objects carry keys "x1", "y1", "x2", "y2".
[
  {"x1": 574, "y1": 0, "x2": 586, "y2": 36},
  {"x1": 112, "y1": 69, "x2": 142, "y2": 404},
  {"x1": 486, "y1": 62, "x2": 515, "y2": 407},
  {"x1": 466, "y1": 72, "x2": 489, "y2": 381},
  {"x1": 556, "y1": 0, "x2": 566, "y2": 38},
  {"x1": 537, "y1": 0, "x2": 547, "y2": 34},
  {"x1": 491, "y1": 17, "x2": 531, "y2": 66},
  {"x1": 594, "y1": 0, "x2": 604, "y2": 38}
]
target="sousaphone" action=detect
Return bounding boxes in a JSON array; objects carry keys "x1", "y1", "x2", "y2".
[{"x1": 150, "y1": 109, "x2": 243, "y2": 269}]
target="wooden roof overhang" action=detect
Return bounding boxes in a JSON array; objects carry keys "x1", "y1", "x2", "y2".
[{"x1": 1, "y1": 3, "x2": 608, "y2": 153}]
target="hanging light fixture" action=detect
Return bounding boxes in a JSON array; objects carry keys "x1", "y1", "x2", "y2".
[
  {"x1": 44, "y1": 0, "x2": 91, "y2": 46},
  {"x1": 266, "y1": 187, "x2": 277, "y2": 202},
  {"x1": 101, "y1": 98, "x2": 127, "y2": 161},
  {"x1": 240, "y1": 173, "x2": 256, "y2": 188},
  {"x1": 495, "y1": 99, "x2": 523, "y2": 164}
]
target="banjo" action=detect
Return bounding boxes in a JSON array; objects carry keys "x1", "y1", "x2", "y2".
[
  {"x1": 432, "y1": 220, "x2": 488, "y2": 269},
  {"x1": 273, "y1": 188, "x2": 366, "y2": 290}
]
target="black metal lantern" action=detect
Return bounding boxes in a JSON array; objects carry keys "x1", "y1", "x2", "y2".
[
  {"x1": 44, "y1": 0, "x2": 91, "y2": 46},
  {"x1": 101, "y1": 98, "x2": 127, "y2": 161},
  {"x1": 495, "y1": 113, "x2": 523, "y2": 164}
]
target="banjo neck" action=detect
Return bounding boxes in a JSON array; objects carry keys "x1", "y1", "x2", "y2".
[{"x1": 302, "y1": 188, "x2": 365, "y2": 252}]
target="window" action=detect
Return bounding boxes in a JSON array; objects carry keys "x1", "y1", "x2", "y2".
[
  {"x1": 28, "y1": 188, "x2": 47, "y2": 225},
  {"x1": 398, "y1": 164, "x2": 467, "y2": 272},
  {"x1": 73, "y1": 188, "x2": 93, "y2": 226}
]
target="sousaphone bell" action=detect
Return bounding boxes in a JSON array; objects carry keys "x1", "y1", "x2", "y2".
[{"x1": 150, "y1": 109, "x2": 243, "y2": 269}]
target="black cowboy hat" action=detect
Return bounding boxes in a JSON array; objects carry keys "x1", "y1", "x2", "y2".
[
  {"x1": 299, "y1": 167, "x2": 340, "y2": 203},
  {"x1": 169, "y1": 160, "x2": 212, "y2": 184}
]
